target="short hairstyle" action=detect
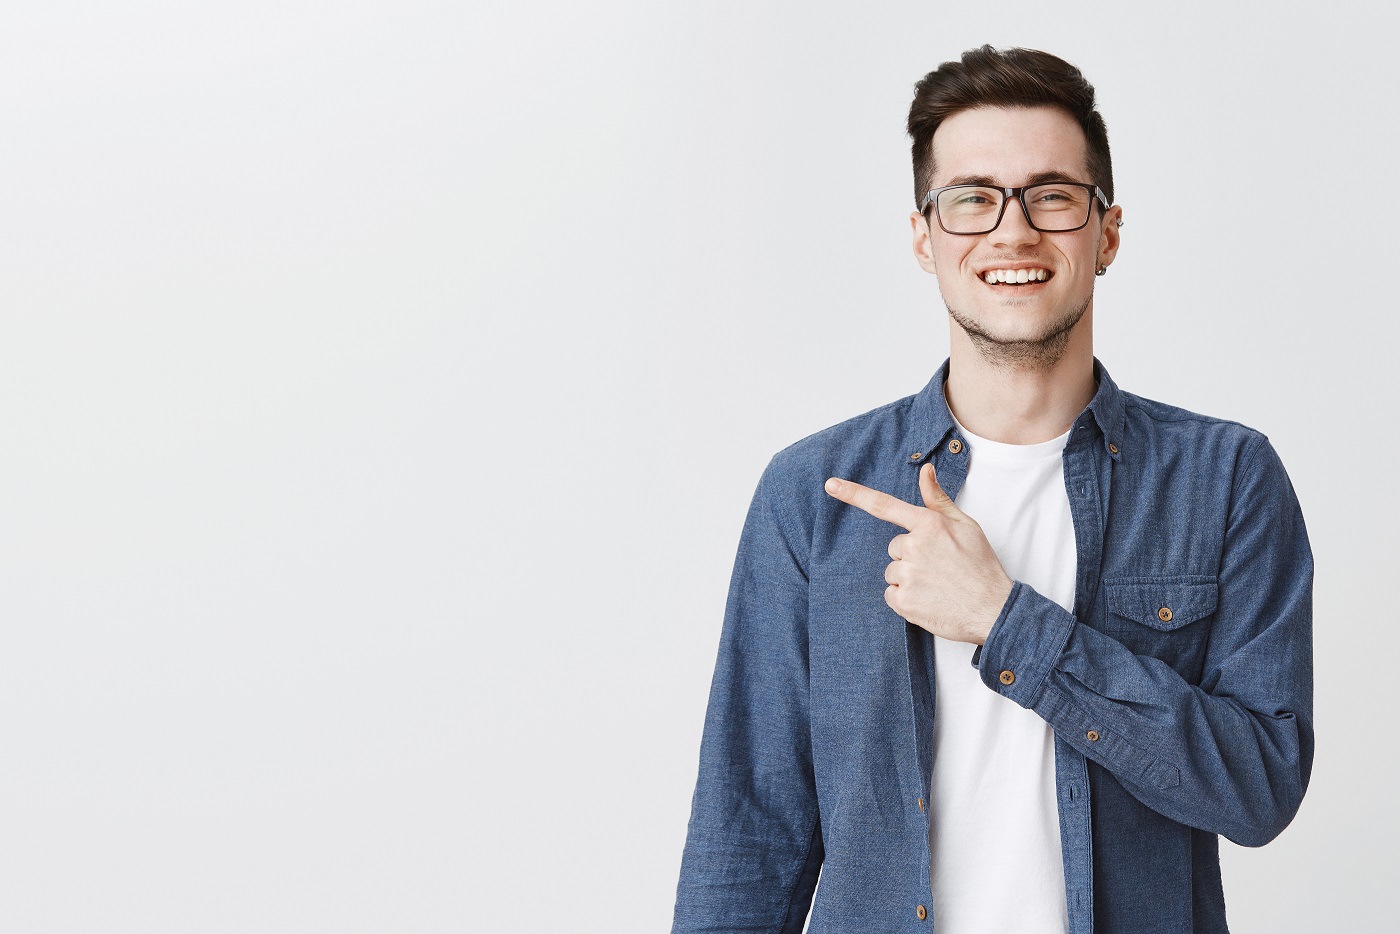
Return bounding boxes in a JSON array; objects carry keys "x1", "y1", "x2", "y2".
[{"x1": 906, "y1": 45, "x2": 1114, "y2": 210}]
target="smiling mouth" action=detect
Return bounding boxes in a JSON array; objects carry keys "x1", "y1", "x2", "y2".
[{"x1": 981, "y1": 268, "x2": 1053, "y2": 285}]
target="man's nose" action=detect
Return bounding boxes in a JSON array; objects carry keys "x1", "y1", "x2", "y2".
[{"x1": 989, "y1": 195, "x2": 1041, "y2": 248}]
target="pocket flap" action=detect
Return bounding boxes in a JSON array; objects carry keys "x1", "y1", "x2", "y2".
[{"x1": 1105, "y1": 576, "x2": 1218, "y2": 631}]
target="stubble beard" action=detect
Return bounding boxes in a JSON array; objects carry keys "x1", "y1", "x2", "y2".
[{"x1": 946, "y1": 290, "x2": 1093, "y2": 371}]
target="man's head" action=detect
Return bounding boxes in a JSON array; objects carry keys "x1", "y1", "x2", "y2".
[{"x1": 906, "y1": 47, "x2": 1121, "y2": 370}]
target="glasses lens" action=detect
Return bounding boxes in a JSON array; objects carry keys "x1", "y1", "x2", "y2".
[
  {"x1": 936, "y1": 186, "x2": 1004, "y2": 234},
  {"x1": 1022, "y1": 183, "x2": 1092, "y2": 231}
]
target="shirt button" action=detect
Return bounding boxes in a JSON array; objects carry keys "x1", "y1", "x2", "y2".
[
  {"x1": 917, "y1": 797, "x2": 925, "y2": 811},
  {"x1": 948, "y1": 439, "x2": 964, "y2": 454},
  {"x1": 916, "y1": 904, "x2": 928, "y2": 921},
  {"x1": 999, "y1": 670, "x2": 1015, "y2": 686},
  {"x1": 1108, "y1": 442, "x2": 1119, "y2": 455},
  {"x1": 1087, "y1": 730, "x2": 1100, "y2": 742},
  {"x1": 910, "y1": 451, "x2": 924, "y2": 462},
  {"x1": 1158, "y1": 606, "x2": 1173, "y2": 622}
]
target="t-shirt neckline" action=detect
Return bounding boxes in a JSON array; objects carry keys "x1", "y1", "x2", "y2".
[{"x1": 949, "y1": 411, "x2": 1071, "y2": 462}]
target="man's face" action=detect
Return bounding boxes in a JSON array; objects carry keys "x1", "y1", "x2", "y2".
[{"x1": 910, "y1": 105, "x2": 1121, "y2": 365}]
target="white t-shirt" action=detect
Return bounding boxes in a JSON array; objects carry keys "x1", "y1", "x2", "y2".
[{"x1": 928, "y1": 416, "x2": 1075, "y2": 933}]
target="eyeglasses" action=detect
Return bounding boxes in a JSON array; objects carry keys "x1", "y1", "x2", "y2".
[{"x1": 920, "y1": 182, "x2": 1110, "y2": 235}]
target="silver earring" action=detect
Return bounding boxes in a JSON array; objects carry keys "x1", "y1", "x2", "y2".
[{"x1": 1095, "y1": 264, "x2": 1107, "y2": 277}]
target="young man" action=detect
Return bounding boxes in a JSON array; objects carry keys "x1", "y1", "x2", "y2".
[{"x1": 672, "y1": 46, "x2": 1313, "y2": 934}]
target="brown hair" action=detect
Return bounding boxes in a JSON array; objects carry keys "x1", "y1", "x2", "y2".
[{"x1": 906, "y1": 45, "x2": 1113, "y2": 210}]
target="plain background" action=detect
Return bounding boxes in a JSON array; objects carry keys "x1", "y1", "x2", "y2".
[{"x1": 1, "y1": 2, "x2": 1392, "y2": 931}]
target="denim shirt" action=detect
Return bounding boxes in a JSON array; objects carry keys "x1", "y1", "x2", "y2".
[{"x1": 673, "y1": 359, "x2": 1313, "y2": 934}]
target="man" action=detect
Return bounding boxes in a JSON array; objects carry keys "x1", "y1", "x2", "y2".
[{"x1": 672, "y1": 45, "x2": 1312, "y2": 934}]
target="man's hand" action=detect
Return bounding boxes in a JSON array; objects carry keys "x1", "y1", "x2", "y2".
[{"x1": 824, "y1": 462, "x2": 1013, "y2": 645}]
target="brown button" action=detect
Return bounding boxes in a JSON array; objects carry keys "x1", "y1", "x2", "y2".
[
  {"x1": 1086, "y1": 730, "x2": 1100, "y2": 742},
  {"x1": 948, "y1": 439, "x2": 964, "y2": 454},
  {"x1": 1108, "y1": 442, "x2": 1119, "y2": 455},
  {"x1": 910, "y1": 451, "x2": 924, "y2": 462},
  {"x1": 1158, "y1": 606, "x2": 1173, "y2": 623},
  {"x1": 999, "y1": 670, "x2": 1015, "y2": 686},
  {"x1": 917, "y1": 797, "x2": 925, "y2": 812},
  {"x1": 916, "y1": 904, "x2": 928, "y2": 921}
]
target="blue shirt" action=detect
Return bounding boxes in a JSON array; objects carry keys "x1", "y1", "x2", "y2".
[{"x1": 673, "y1": 359, "x2": 1313, "y2": 934}]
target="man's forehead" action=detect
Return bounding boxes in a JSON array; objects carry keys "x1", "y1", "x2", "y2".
[
  {"x1": 943, "y1": 169, "x2": 1087, "y2": 187},
  {"x1": 929, "y1": 106, "x2": 1090, "y2": 186}
]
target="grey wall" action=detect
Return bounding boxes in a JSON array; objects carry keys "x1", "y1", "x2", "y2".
[{"x1": 0, "y1": 2, "x2": 1389, "y2": 931}]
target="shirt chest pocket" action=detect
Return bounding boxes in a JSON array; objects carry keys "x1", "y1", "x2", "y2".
[{"x1": 1102, "y1": 576, "x2": 1218, "y2": 679}]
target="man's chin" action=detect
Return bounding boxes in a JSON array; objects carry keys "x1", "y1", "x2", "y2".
[
  {"x1": 948, "y1": 315, "x2": 1075, "y2": 348},
  {"x1": 946, "y1": 298, "x2": 1091, "y2": 368}
]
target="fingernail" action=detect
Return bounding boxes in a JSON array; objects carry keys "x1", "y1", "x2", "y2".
[{"x1": 825, "y1": 478, "x2": 841, "y2": 494}]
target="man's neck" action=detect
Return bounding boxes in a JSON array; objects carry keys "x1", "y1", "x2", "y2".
[{"x1": 943, "y1": 332, "x2": 1097, "y2": 445}]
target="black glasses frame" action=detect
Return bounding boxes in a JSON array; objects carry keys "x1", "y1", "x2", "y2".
[{"x1": 920, "y1": 182, "x2": 1110, "y2": 235}]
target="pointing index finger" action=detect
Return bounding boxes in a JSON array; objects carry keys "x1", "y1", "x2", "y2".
[{"x1": 825, "y1": 477, "x2": 926, "y2": 531}]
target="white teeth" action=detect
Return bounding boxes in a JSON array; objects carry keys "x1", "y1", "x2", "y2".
[{"x1": 982, "y1": 268, "x2": 1049, "y2": 284}]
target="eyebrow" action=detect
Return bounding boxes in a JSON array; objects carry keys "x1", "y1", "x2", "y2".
[{"x1": 942, "y1": 170, "x2": 1084, "y2": 187}]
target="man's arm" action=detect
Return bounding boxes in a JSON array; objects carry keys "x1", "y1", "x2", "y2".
[
  {"x1": 673, "y1": 461, "x2": 823, "y2": 934},
  {"x1": 977, "y1": 434, "x2": 1313, "y2": 845},
  {"x1": 828, "y1": 434, "x2": 1313, "y2": 846}
]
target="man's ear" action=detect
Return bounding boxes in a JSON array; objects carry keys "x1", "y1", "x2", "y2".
[
  {"x1": 1097, "y1": 204, "x2": 1123, "y2": 270},
  {"x1": 910, "y1": 211, "x2": 938, "y2": 276}
]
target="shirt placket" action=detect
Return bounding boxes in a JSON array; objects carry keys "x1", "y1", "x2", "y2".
[
  {"x1": 904, "y1": 429, "x2": 970, "y2": 927},
  {"x1": 1055, "y1": 420, "x2": 1116, "y2": 934}
]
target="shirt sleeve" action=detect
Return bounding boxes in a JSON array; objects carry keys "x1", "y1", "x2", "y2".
[
  {"x1": 672, "y1": 459, "x2": 824, "y2": 934},
  {"x1": 975, "y1": 433, "x2": 1314, "y2": 847}
]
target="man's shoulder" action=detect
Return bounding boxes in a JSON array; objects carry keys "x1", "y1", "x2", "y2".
[
  {"x1": 1116, "y1": 389, "x2": 1299, "y2": 505},
  {"x1": 762, "y1": 391, "x2": 921, "y2": 489},
  {"x1": 1120, "y1": 389, "x2": 1271, "y2": 455}
]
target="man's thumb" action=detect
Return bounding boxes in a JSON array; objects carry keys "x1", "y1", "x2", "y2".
[{"x1": 919, "y1": 461, "x2": 958, "y2": 514}]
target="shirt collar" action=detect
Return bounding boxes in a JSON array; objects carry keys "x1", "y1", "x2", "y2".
[{"x1": 903, "y1": 357, "x2": 1126, "y2": 464}]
